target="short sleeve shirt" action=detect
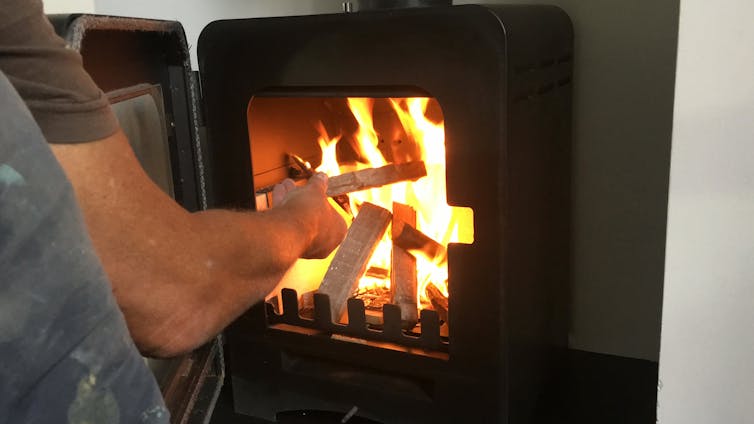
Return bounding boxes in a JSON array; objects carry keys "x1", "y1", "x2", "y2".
[{"x1": 0, "y1": 0, "x2": 119, "y2": 143}]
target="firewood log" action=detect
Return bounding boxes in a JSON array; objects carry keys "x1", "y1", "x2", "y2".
[
  {"x1": 326, "y1": 161, "x2": 426, "y2": 197},
  {"x1": 391, "y1": 202, "x2": 419, "y2": 328},
  {"x1": 392, "y1": 222, "x2": 447, "y2": 264},
  {"x1": 317, "y1": 203, "x2": 392, "y2": 322},
  {"x1": 425, "y1": 283, "x2": 449, "y2": 323}
]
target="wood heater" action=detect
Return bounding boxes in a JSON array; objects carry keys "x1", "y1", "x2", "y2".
[
  {"x1": 197, "y1": 4, "x2": 573, "y2": 424},
  {"x1": 49, "y1": 3, "x2": 572, "y2": 422}
]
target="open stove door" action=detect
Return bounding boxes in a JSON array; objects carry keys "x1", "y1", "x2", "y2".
[{"x1": 48, "y1": 13, "x2": 222, "y2": 424}]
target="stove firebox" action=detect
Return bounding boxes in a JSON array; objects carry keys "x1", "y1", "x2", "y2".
[{"x1": 198, "y1": 5, "x2": 572, "y2": 423}]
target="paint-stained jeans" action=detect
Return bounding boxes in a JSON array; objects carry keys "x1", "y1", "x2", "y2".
[{"x1": 0, "y1": 71, "x2": 169, "y2": 423}]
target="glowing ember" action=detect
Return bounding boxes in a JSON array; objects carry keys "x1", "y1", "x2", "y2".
[{"x1": 315, "y1": 97, "x2": 474, "y2": 304}]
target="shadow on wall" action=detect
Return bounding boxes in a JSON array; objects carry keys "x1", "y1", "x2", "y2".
[{"x1": 455, "y1": 0, "x2": 679, "y2": 361}]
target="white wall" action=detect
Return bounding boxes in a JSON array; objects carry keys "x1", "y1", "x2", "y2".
[
  {"x1": 456, "y1": 0, "x2": 679, "y2": 361},
  {"x1": 92, "y1": 0, "x2": 345, "y2": 68},
  {"x1": 657, "y1": 0, "x2": 754, "y2": 422},
  {"x1": 43, "y1": 0, "x2": 94, "y2": 13}
]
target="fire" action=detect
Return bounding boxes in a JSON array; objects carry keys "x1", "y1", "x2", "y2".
[
  {"x1": 315, "y1": 97, "x2": 474, "y2": 303},
  {"x1": 314, "y1": 121, "x2": 341, "y2": 177},
  {"x1": 347, "y1": 98, "x2": 386, "y2": 168}
]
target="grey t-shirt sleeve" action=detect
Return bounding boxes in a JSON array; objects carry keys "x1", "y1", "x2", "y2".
[{"x1": 0, "y1": 0, "x2": 119, "y2": 143}]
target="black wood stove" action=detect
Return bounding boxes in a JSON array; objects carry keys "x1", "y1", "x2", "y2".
[
  {"x1": 53, "y1": 3, "x2": 572, "y2": 423},
  {"x1": 198, "y1": 5, "x2": 572, "y2": 424}
]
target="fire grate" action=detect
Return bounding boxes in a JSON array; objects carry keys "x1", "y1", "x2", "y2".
[{"x1": 267, "y1": 288, "x2": 448, "y2": 352}]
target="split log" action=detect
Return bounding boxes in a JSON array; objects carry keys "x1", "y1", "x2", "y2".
[
  {"x1": 392, "y1": 222, "x2": 447, "y2": 264},
  {"x1": 317, "y1": 202, "x2": 392, "y2": 322},
  {"x1": 391, "y1": 202, "x2": 419, "y2": 328},
  {"x1": 426, "y1": 283, "x2": 449, "y2": 323},
  {"x1": 326, "y1": 161, "x2": 427, "y2": 197}
]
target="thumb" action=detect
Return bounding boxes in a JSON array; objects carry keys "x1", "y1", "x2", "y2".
[
  {"x1": 271, "y1": 178, "x2": 296, "y2": 206},
  {"x1": 307, "y1": 172, "x2": 328, "y2": 195}
]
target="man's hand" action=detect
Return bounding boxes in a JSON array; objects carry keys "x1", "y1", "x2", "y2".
[
  {"x1": 52, "y1": 131, "x2": 345, "y2": 357},
  {"x1": 272, "y1": 173, "x2": 347, "y2": 259}
]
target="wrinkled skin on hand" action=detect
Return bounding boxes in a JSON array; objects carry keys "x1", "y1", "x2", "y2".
[{"x1": 272, "y1": 173, "x2": 347, "y2": 259}]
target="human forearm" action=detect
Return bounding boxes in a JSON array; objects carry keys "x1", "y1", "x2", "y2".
[
  {"x1": 116, "y1": 208, "x2": 314, "y2": 357},
  {"x1": 52, "y1": 131, "x2": 344, "y2": 357}
]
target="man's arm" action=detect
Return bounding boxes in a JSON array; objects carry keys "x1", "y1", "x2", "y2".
[{"x1": 52, "y1": 130, "x2": 347, "y2": 358}]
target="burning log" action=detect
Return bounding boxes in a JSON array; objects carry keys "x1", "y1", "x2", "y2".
[
  {"x1": 317, "y1": 202, "x2": 392, "y2": 322},
  {"x1": 391, "y1": 202, "x2": 419, "y2": 328},
  {"x1": 364, "y1": 266, "x2": 389, "y2": 280},
  {"x1": 326, "y1": 161, "x2": 427, "y2": 197},
  {"x1": 425, "y1": 283, "x2": 449, "y2": 323},
  {"x1": 392, "y1": 222, "x2": 447, "y2": 264}
]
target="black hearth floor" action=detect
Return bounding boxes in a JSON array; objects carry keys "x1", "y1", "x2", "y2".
[{"x1": 209, "y1": 349, "x2": 658, "y2": 424}]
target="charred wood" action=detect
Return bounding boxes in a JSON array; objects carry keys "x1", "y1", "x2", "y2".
[
  {"x1": 426, "y1": 283, "x2": 449, "y2": 324},
  {"x1": 392, "y1": 222, "x2": 447, "y2": 264}
]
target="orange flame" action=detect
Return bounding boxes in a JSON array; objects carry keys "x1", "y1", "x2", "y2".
[
  {"x1": 347, "y1": 98, "x2": 386, "y2": 168},
  {"x1": 314, "y1": 122, "x2": 342, "y2": 177},
  {"x1": 316, "y1": 97, "x2": 473, "y2": 303}
]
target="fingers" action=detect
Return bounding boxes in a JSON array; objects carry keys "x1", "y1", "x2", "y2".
[
  {"x1": 282, "y1": 178, "x2": 296, "y2": 192},
  {"x1": 306, "y1": 172, "x2": 328, "y2": 195},
  {"x1": 271, "y1": 178, "x2": 296, "y2": 206}
]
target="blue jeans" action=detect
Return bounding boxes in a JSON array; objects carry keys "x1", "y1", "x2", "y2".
[{"x1": 0, "y1": 71, "x2": 168, "y2": 423}]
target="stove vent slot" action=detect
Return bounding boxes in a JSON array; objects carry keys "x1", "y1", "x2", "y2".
[
  {"x1": 513, "y1": 52, "x2": 572, "y2": 75},
  {"x1": 512, "y1": 77, "x2": 571, "y2": 103},
  {"x1": 512, "y1": 51, "x2": 573, "y2": 103}
]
